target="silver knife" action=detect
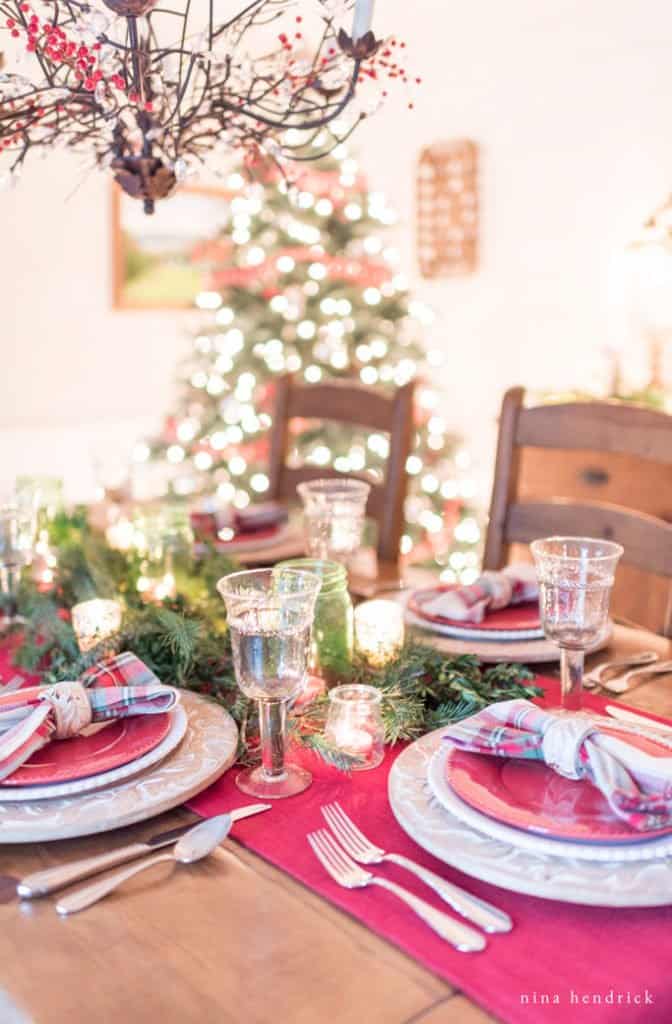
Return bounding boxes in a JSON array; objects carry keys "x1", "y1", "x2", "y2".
[
  {"x1": 605, "y1": 705, "x2": 672, "y2": 735},
  {"x1": 17, "y1": 803, "x2": 270, "y2": 898}
]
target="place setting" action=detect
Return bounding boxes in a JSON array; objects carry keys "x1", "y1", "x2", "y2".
[
  {"x1": 403, "y1": 550, "x2": 613, "y2": 664},
  {"x1": 0, "y1": 523, "x2": 240, "y2": 840}
]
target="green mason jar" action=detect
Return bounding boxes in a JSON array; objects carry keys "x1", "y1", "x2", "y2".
[{"x1": 277, "y1": 558, "x2": 353, "y2": 688}]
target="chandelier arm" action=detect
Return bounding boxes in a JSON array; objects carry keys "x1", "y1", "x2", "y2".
[
  {"x1": 167, "y1": 54, "x2": 198, "y2": 127},
  {"x1": 211, "y1": 0, "x2": 275, "y2": 41},
  {"x1": 287, "y1": 119, "x2": 363, "y2": 160},
  {"x1": 214, "y1": 54, "x2": 362, "y2": 130},
  {"x1": 215, "y1": 62, "x2": 359, "y2": 131},
  {"x1": 126, "y1": 16, "x2": 148, "y2": 104},
  {"x1": 176, "y1": 0, "x2": 192, "y2": 103}
]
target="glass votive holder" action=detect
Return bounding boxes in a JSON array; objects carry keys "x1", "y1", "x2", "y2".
[
  {"x1": 297, "y1": 478, "x2": 370, "y2": 564},
  {"x1": 72, "y1": 598, "x2": 122, "y2": 655},
  {"x1": 324, "y1": 684, "x2": 385, "y2": 770},
  {"x1": 354, "y1": 599, "x2": 405, "y2": 668}
]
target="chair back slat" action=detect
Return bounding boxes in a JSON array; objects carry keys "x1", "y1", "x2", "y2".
[
  {"x1": 285, "y1": 380, "x2": 397, "y2": 433},
  {"x1": 268, "y1": 376, "x2": 415, "y2": 564},
  {"x1": 515, "y1": 402, "x2": 672, "y2": 463},
  {"x1": 507, "y1": 500, "x2": 672, "y2": 577}
]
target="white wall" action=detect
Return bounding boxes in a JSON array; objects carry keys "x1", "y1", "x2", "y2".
[{"x1": 2, "y1": 0, "x2": 671, "y2": 502}]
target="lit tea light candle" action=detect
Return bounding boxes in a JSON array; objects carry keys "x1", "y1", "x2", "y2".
[
  {"x1": 354, "y1": 599, "x2": 405, "y2": 667},
  {"x1": 329, "y1": 723, "x2": 373, "y2": 756},
  {"x1": 324, "y1": 684, "x2": 384, "y2": 770},
  {"x1": 72, "y1": 598, "x2": 122, "y2": 654}
]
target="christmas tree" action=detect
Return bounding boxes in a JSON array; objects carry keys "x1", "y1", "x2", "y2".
[{"x1": 137, "y1": 151, "x2": 481, "y2": 581}]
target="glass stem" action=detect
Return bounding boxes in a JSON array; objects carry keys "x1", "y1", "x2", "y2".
[
  {"x1": 560, "y1": 648, "x2": 584, "y2": 711},
  {"x1": 258, "y1": 700, "x2": 287, "y2": 781}
]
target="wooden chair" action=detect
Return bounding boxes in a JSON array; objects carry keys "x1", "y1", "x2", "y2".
[
  {"x1": 267, "y1": 375, "x2": 415, "y2": 564},
  {"x1": 484, "y1": 387, "x2": 672, "y2": 636}
]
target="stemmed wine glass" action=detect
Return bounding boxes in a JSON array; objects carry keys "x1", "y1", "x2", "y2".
[
  {"x1": 531, "y1": 536, "x2": 623, "y2": 710},
  {"x1": 217, "y1": 568, "x2": 321, "y2": 798},
  {"x1": 0, "y1": 503, "x2": 37, "y2": 630}
]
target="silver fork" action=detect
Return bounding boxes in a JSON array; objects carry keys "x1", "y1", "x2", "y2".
[
  {"x1": 322, "y1": 802, "x2": 511, "y2": 933},
  {"x1": 307, "y1": 829, "x2": 486, "y2": 952}
]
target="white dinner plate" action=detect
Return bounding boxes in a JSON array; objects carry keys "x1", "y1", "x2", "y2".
[
  {"x1": 0, "y1": 705, "x2": 188, "y2": 801},
  {"x1": 388, "y1": 727, "x2": 672, "y2": 906},
  {"x1": 404, "y1": 606, "x2": 611, "y2": 664},
  {"x1": 427, "y1": 742, "x2": 672, "y2": 863}
]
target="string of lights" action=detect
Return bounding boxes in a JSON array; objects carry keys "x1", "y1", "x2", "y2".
[{"x1": 134, "y1": 146, "x2": 482, "y2": 580}]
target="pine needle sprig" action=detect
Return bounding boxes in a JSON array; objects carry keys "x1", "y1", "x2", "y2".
[{"x1": 12, "y1": 511, "x2": 544, "y2": 770}]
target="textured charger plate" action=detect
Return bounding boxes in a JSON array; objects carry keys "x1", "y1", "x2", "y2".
[
  {"x1": 405, "y1": 607, "x2": 611, "y2": 663},
  {"x1": 0, "y1": 692, "x2": 237, "y2": 842},
  {"x1": 388, "y1": 727, "x2": 672, "y2": 906},
  {"x1": 427, "y1": 743, "x2": 672, "y2": 863},
  {"x1": 0, "y1": 705, "x2": 188, "y2": 802}
]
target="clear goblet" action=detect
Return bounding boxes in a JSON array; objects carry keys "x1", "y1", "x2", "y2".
[
  {"x1": 531, "y1": 536, "x2": 623, "y2": 711},
  {"x1": 0, "y1": 504, "x2": 37, "y2": 630},
  {"x1": 297, "y1": 478, "x2": 370, "y2": 565},
  {"x1": 217, "y1": 568, "x2": 321, "y2": 798}
]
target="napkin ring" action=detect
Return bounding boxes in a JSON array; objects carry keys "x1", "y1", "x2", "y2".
[
  {"x1": 541, "y1": 717, "x2": 596, "y2": 780},
  {"x1": 40, "y1": 682, "x2": 92, "y2": 739}
]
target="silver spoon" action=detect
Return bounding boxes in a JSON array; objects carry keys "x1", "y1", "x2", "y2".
[
  {"x1": 56, "y1": 814, "x2": 232, "y2": 916},
  {"x1": 600, "y1": 659, "x2": 672, "y2": 695},
  {"x1": 583, "y1": 651, "x2": 659, "y2": 690}
]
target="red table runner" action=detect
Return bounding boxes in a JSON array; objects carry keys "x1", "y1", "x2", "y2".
[
  {"x1": 187, "y1": 679, "x2": 672, "y2": 1024},
  {"x1": 2, "y1": 641, "x2": 669, "y2": 1022}
]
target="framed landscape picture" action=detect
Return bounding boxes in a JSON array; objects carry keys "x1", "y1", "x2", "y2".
[{"x1": 111, "y1": 184, "x2": 234, "y2": 310}]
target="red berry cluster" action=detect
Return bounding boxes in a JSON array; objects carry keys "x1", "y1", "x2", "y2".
[
  {"x1": 361, "y1": 38, "x2": 421, "y2": 109},
  {"x1": 4, "y1": 4, "x2": 132, "y2": 100}
]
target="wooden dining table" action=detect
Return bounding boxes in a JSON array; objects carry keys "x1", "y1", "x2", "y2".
[{"x1": 1, "y1": 621, "x2": 670, "y2": 1024}]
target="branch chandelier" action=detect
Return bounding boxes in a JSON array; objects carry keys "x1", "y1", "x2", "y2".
[{"x1": 0, "y1": 0, "x2": 409, "y2": 212}]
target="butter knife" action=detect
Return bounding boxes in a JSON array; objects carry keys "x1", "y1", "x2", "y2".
[
  {"x1": 604, "y1": 706, "x2": 672, "y2": 735},
  {"x1": 17, "y1": 803, "x2": 270, "y2": 898}
]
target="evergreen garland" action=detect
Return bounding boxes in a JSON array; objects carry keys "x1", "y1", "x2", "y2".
[{"x1": 10, "y1": 512, "x2": 542, "y2": 768}]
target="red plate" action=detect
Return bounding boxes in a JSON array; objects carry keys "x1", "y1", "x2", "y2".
[
  {"x1": 1, "y1": 713, "x2": 173, "y2": 787},
  {"x1": 445, "y1": 726, "x2": 672, "y2": 843},
  {"x1": 410, "y1": 585, "x2": 541, "y2": 631}
]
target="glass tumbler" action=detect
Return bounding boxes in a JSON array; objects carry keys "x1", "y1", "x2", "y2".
[
  {"x1": 531, "y1": 536, "x2": 623, "y2": 711},
  {"x1": 297, "y1": 479, "x2": 370, "y2": 564},
  {"x1": 0, "y1": 504, "x2": 36, "y2": 629},
  {"x1": 217, "y1": 567, "x2": 321, "y2": 798}
]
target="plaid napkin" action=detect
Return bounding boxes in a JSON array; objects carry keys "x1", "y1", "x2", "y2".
[
  {"x1": 0, "y1": 652, "x2": 177, "y2": 783},
  {"x1": 420, "y1": 564, "x2": 538, "y2": 623},
  {"x1": 444, "y1": 699, "x2": 672, "y2": 832}
]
